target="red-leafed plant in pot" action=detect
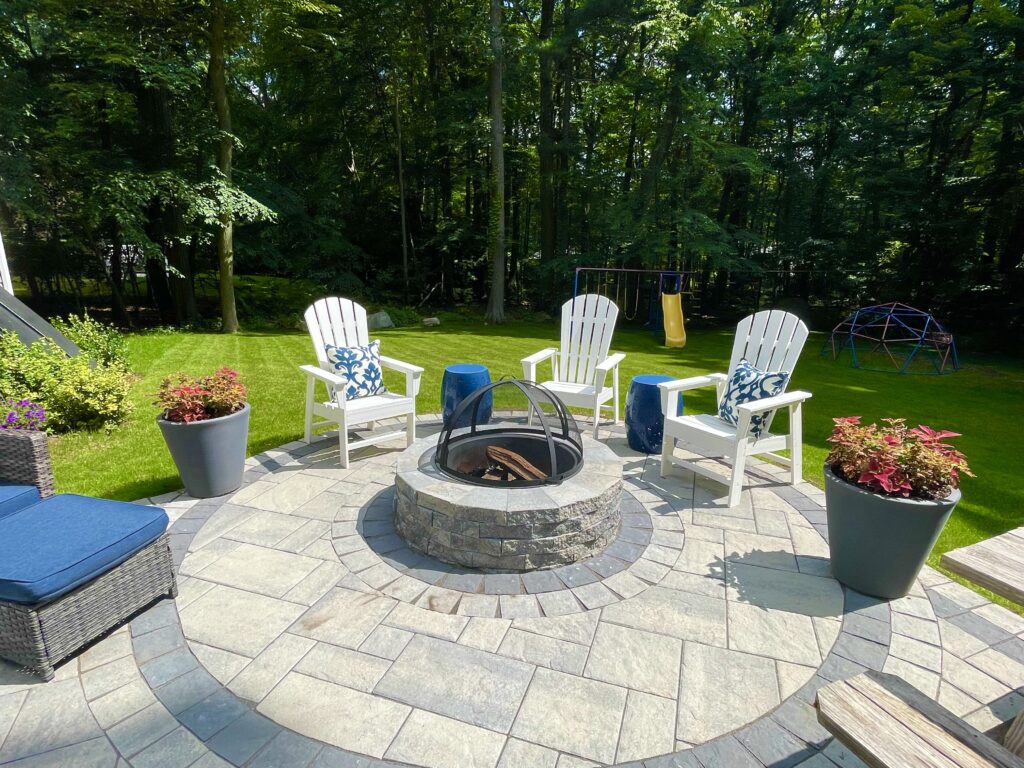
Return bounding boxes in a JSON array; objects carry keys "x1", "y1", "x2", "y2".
[
  {"x1": 155, "y1": 369, "x2": 250, "y2": 498},
  {"x1": 823, "y1": 417, "x2": 972, "y2": 599}
]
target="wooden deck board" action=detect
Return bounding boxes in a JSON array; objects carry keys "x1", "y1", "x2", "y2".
[
  {"x1": 941, "y1": 527, "x2": 1024, "y2": 606},
  {"x1": 815, "y1": 671, "x2": 1024, "y2": 768}
]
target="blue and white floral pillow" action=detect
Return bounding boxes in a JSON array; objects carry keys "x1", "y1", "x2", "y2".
[
  {"x1": 717, "y1": 359, "x2": 790, "y2": 438},
  {"x1": 324, "y1": 340, "x2": 387, "y2": 400}
]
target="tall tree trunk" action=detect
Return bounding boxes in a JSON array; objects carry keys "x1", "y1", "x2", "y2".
[
  {"x1": 208, "y1": 0, "x2": 239, "y2": 333},
  {"x1": 395, "y1": 88, "x2": 410, "y2": 300},
  {"x1": 108, "y1": 230, "x2": 129, "y2": 325},
  {"x1": 485, "y1": 0, "x2": 506, "y2": 324},
  {"x1": 538, "y1": 0, "x2": 557, "y2": 288},
  {"x1": 555, "y1": 2, "x2": 573, "y2": 263}
]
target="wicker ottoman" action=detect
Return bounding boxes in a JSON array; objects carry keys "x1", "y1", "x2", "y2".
[
  {"x1": 0, "y1": 431, "x2": 177, "y2": 680},
  {"x1": 0, "y1": 533, "x2": 176, "y2": 680}
]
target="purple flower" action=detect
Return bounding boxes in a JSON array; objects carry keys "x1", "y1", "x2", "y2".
[{"x1": 0, "y1": 398, "x2": 46, "y2": 431}]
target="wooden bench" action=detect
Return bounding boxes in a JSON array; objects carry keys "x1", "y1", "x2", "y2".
[
  {"x1": 815, "y1": 671, "x2": 1024, "y2": 767},
  {"x1": 941, "y1": 528, "x2": 1024, "y2": 756},
  {"x1": 941, "y1": 527, "x2": 1024, "y2": 606}
]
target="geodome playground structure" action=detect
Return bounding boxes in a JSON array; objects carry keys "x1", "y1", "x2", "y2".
[{"x1": 824, "y1": 302, "x2": 960, "y2": 374}]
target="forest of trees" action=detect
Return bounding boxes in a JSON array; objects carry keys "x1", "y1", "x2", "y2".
[{"x1": 0, "y1": 0, "x2": 1021, "y2": 340}]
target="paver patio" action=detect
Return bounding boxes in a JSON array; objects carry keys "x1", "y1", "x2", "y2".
[{"x1": 0, "y1": 414, "x2": 1021, "y2": 768}]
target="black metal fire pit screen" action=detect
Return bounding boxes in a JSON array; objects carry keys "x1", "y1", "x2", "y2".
[{"x1": 434, "y1": 380, "x2": 583, "y2": 487}]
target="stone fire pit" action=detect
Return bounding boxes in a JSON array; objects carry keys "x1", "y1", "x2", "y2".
[{"x1": 395, "y1": 434, "x2": 623, "y2": 571}]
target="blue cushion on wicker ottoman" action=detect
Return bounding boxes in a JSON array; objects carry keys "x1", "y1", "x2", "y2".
[
  {"x1": 0, "y1": 483, "x2": 40, "y2": 521},
  {"x1": 0, "y1": 494, "x2": 169, "y2": 605}
]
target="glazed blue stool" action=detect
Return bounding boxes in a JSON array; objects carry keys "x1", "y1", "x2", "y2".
[
  {"x1": 626, "y1": 374, "x2": 682, "y2": 454},
  {"x1": 441, "y1": 364, "x2": 492, "y2": 428}
]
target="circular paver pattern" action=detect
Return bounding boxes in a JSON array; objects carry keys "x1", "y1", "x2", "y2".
[
  {"x1": 5, "y1": 415, "x2": 1020, "y2": 768},
  {"x1": 169, "y1": 417, "x2": 846, "y2": 766}
]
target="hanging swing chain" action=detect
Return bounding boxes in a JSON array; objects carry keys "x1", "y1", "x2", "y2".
[{"x1": 624, "y1": 272, "x2": 640, "y2": 321}]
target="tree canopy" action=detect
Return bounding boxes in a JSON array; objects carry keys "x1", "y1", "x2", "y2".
[{"x1": 1, "y1": 0, "x2": 1021, "y2": 341}]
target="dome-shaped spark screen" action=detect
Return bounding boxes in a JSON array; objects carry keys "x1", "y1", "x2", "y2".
[{"x1": 434, "y1": 380, "x2": 583, "y2": 487}]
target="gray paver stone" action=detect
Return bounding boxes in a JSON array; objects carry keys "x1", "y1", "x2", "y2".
[
  {"x1": 374, "y1": 634, "x2": 533, "y2": 731},
  {"x1": 155, "y1": 667, "x2": 222, "y2": 715},
  {"x1": 521, "y1": 569, "x2": 565, "y2": 594},
  {"x1": 206, "y1": 710, "x2": 281, "y2": 765},
  {"x1": 248, "y1": 730, "x2": 323, "y2": 768},
  {"x1": 107, "y1": 702, "x2": 179, "y2": 758},
  {"x1": 690, "y1": 735, "x2": 764, "y2": 768},
  {"x1": 178, "y1": 689, "x2": 249, "y2": 740},
  {"x1": 140, "y1": 647, "x2": 201, "y2": 688},
  {"x1": 130, "y1": 727, "x2": 207, "y2": 768},
  {"x1": 736, "y1": 717, "x2": 815, "y2": 768}
]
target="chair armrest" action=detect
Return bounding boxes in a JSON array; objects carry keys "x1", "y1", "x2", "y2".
[
  {"x1": 379, "y1": 356, "x2": 424, "y2": 376},
  {"x1": 658, "y1": 373, "x2": 727, "y2": 416},
  {"x1": 657, "y1": 373, "x2": 728, "y2": 394},
  {"x1": 0, "y1": 430, "x2": 55, "y2": 498},
  {"x1": 522, "y1": 348, "x2": 557, "y2": 366},
  {"x1": 522, "y1": 348, "x2": 558, "y2": 382},
  {"x1": 736, "y1": 390, "x2": 812, "y2": 414},
  {"x1": 593, "y1": 352, "x2": 625, "y2": 390},
  {"x1": 300, "y1": 364, "x2": 347, "y2": 389},
  {"x1": 380, "y1": 356, "x2": 423, "y2": 397},
  {"x1": 595, "y1": 352, "x2": 626, "y2": 375}
]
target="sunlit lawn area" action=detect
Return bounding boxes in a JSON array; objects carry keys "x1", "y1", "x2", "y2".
[{"x1": 49, "y1": 317, "x2": 1023, "y2": 577}]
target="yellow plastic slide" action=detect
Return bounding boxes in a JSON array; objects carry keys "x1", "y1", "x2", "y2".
[{"x1": 661, "y1": 291, "x2": 687, "y2": 348}]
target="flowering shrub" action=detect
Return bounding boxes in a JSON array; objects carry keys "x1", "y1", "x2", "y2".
[
  {"x1": 156, "y1": 368, "x2": 248, "y2": 423},
  {"x1": 2, "y1": 399, "x2": 46, "y2": 431},
  {"x1": 826, "y1": 417, "x2": 973, "y2": 500},
  {"x1": 0, "y1": 331, "x2": 134, "y2": 432}
]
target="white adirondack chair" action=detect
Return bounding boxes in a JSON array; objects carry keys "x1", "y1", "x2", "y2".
[
  {"x1": 659, "y1": 309, "x2": 811, "y2": 507},
  {"x1": 301, "y1": 297, "x2": 423, "y2": 468},
  {"x1": 521, "y1": 294, "x2": 625, "y2": 438}
]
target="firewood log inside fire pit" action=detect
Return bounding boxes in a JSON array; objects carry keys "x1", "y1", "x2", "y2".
[{"x1": 485, "y1": 446, "x2": 548, "y2": 481}]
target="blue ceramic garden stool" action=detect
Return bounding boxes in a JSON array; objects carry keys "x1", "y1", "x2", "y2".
[
  {"x1": 626, "y1": 374, "x2": 682, "y2": 454},
  {"x1": 441, "y1": 364, "x2": 493, "y2": 428}
]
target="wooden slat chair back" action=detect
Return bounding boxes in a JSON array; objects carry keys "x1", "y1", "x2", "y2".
[
  {"x1": 305, "y1": 297, "x2": 370, "y2": 369},
  {"x1": 659, "y1": 309, "x2": 812, "y2": 507},
  {"x1": 300, "y1": 297, "x2": 423, "y2": 468},
  {"x1": 558, "y1": 295, "x2": 620, "y2": 386},
  {"x1": 521, "y1": 294, "x2": 626, "y2": 438},
  {"x1": 725, "y1": 309, "x2": 809, "y2": 434},
  {"x1": 728, "y1": 309, "x2": 809, "y2": 377}
]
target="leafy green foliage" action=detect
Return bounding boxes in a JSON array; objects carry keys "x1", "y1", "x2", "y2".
[
  {"x1": 0, "y1": 0, "x2": 1021, "y2": 341},
  {"x1": 51, "y1": 314, "x2": 129, "y2": 367},
  {"x1": 0, "y1": 331, "x2": 135, "y2": 433}
]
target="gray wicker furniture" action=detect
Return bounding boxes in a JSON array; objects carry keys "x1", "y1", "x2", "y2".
[
  {"x1": 0, "y1": 430, "x2": 177, "y2": 680},
  {"x1": 0, "y1": 428, "x2": 56, "y2": 500}
]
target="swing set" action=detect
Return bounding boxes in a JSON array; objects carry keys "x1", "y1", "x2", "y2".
[{"x1": 572, "y1": 267, "x2": 689, "y2": 348}]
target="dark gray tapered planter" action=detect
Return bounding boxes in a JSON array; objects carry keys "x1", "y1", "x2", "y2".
[
  {"x1": 824, "y1": 464, "x2": 959, "y2": 599},
  {"x1": 158, "y1": 404, "x2": 250, "y2": 498}
]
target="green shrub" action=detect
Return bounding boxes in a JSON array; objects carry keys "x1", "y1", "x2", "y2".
[
  {"x1": 51, "y1": 313, "x2": 130, "y2": 367},
  {"x1": 0, "y1": 330, "x2": 135, "y2": 432}
]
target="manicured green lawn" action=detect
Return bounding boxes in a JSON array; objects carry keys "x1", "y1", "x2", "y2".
[{"x1": 49, "y1": 317, "x2": 1024, "y2": 577}]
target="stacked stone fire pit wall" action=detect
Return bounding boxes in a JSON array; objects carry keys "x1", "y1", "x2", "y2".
[{"x1": 394, "y1": 436, "x2": 623, "y2": 571}]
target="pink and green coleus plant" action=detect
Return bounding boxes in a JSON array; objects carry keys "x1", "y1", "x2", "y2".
[
  {"x1": 826, "y1": 417, "x2": 972, "y2": 501},
  {"x1": 155, "y1": 368, "x2": 248, "y2": 423}
]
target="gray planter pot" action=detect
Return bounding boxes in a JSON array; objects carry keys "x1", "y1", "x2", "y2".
[
  {"x1": 823, "y1": 464, "x2": 959, "y2": 599},
  {"x1": 158, "y1": 404, "x2": 250, "y2": 498}
]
